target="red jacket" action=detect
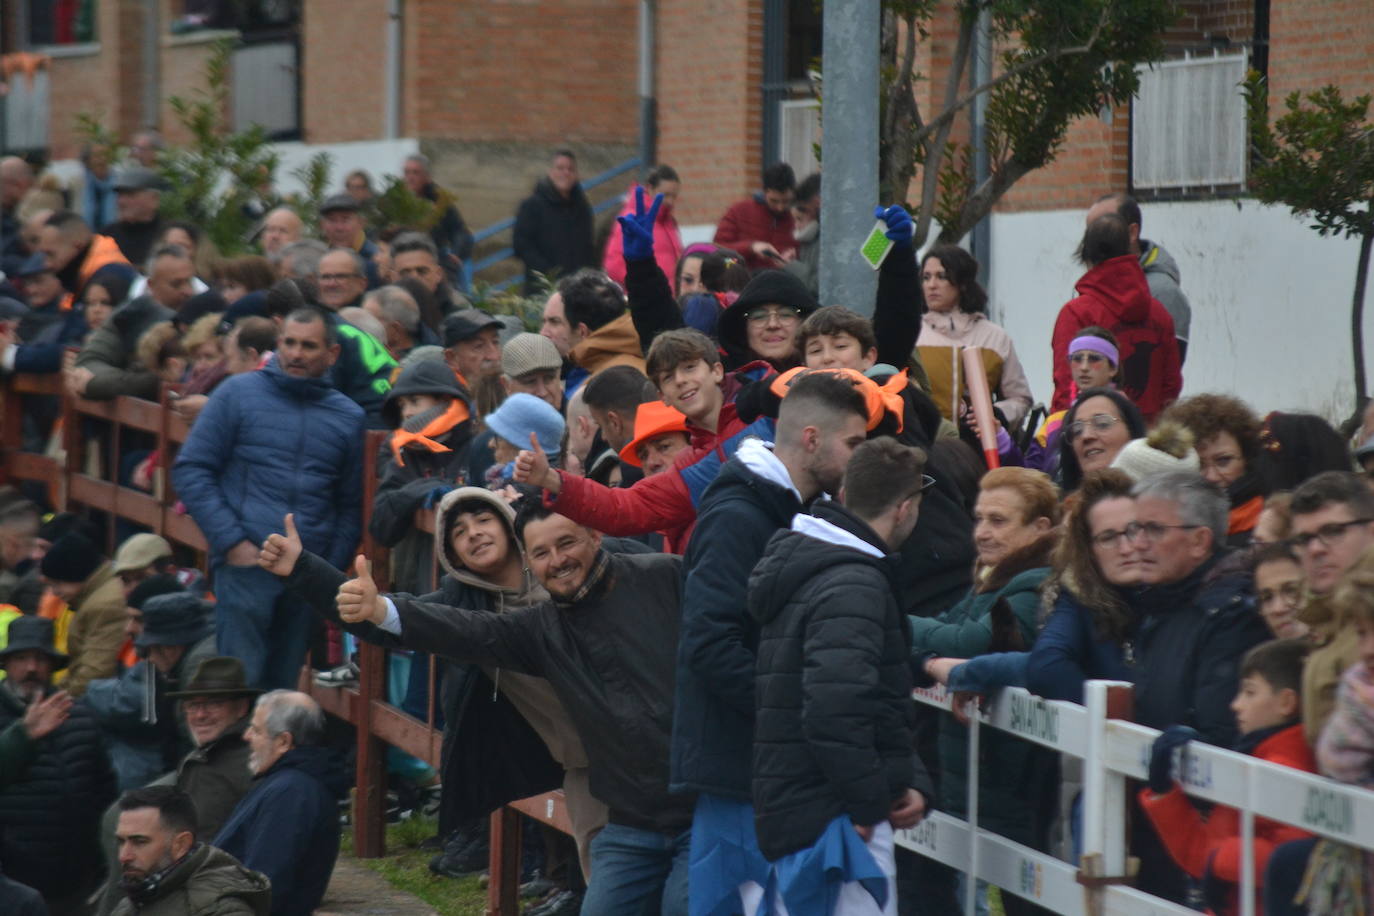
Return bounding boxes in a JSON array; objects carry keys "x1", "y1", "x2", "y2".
[
  {"x1": 548, "y1": 402, "x2": 749, "y2": 555},
  {"x1": 602, "y1": 184, "x2": 684, "y2": 292},
  {"x1": 1138, "y1": 723, "x2": 1315, "y2": 915},
  {"x1": 713, "y1": 196, "x2": 796, "y2": 270},
  {"x1": 1051, "y1": 255, "x2": 1182, "y2": 421}
]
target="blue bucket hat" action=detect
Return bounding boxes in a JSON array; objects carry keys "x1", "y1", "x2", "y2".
[{"x1": 484, "y1": 392, "x2": 564, "y2": 455}]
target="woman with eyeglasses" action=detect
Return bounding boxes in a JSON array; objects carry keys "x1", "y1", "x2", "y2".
[
  {"x1": 1162, "y1": 393, "x2": 1268, "y2": 545},
  {"x1": 916, "y1": 244, "x2": 1034, "y2": 428},
  {"x1": 1252, "y1": 542, "x2": 1311, "y2": 640},
  {"x1": 1026, "y1": 326, "x2": 1122, "y2": 476},
  {"x1": 1057, "y1": 386, "x2": 1148, "y2": 492}
]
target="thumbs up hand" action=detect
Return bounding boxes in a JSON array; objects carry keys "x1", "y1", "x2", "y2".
[
  {"x1": 513, "y1": 431, "x2": 560, "y2": 493},
  {"x1": 259, "y1": 513, "x2": 304, "y2": 577},
  {"x1": 338, "y1": 554, "x2": 385, "y2": 625}
]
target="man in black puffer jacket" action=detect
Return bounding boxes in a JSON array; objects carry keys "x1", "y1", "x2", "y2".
[
  {"x1": 750, "y1": 438, "x2": 934, "y2": 913},
  {"x1": 0, "y1": 616, "x2": 117, "y2": 914}
]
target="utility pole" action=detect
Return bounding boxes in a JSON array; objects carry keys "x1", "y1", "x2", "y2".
[{"x1": 818, "y1": 0, "x2": 879, "y2": 315}]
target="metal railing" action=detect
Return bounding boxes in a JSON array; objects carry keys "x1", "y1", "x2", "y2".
[{"x1": 462, "y1": 156, "x2": 642, "y2": 293}]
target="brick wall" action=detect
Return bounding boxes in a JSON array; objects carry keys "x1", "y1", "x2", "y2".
[
  {"x1": 655, "y1": 0, "x2": 763, "y2": 227},
  {"x1": 158, "y1": 35, "x2": 220, "y2": 147},
  {"x1": 1268, "y1": 0, "x2": 1374, "y2": 101},
  {"x1": 46, "y1": 0, "x2": 147, "y2": 158},
  {"x1": 302, "y1": 0, "x2": 388, "y2": 142}
]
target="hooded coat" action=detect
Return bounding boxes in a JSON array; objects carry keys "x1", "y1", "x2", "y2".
[
  {"x1": 568, "y1": 311, "x2": 646, "y2": 377},
  {"x1": 917, "y1": 309, "x2": 1034, "y2": 429},
  {"x1": 513, "y1": 177, "x2": 596, "y2": 296},
  {"x1": 1139, "y1": 239, "x2": 1192, "y2": 347},
  {"x1": 713, "y1": 195, "x2": 797, "y2": 270},
  {"x1": 64, "y1": 562, "x2": 130, "y2": 697},
  {"x1": 109, "y1": 843, "x2": 271, "y2": 916},
  {"x1": 286, "y1": 488, "x2": 582, "y2": 837},
  {"x1": 715, "y1": 270, "x2": 819, "y2": 372},
  {"x1": 172, "y1": 358, "x2": 364, "y2": 570},
  {"x1": 749, "y1": 502, "x2": 931, "y2": 860},
  {"x1": 1050, "y1": 254, "x2": 1182, "y2": 421},
  {"x1": 213, "y1": 745, "x2": 348, "y2": 916}
]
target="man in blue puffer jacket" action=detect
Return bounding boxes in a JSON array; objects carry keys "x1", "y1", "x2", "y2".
[{"x1": 173, "y1": 307, "x2": 364, "y2": 689}]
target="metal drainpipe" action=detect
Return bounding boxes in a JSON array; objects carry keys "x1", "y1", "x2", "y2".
[
  {"x1": 638, "y1": 0, "x2": 656, "y2": 167},
  {"x1": 970, "y1": 5, "x2": 992, "y2": 289},
  {"x1": 142, "y1": 0, "x2": 160, "y2": 131},
  {"x1": 384, "y1": 0, "x2": 402, "y2": 139}
]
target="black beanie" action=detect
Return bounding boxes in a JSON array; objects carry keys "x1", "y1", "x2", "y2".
[
  {"x1": 37, "y1": 512, "x2": 101, "y2": 545},
  {"x1": 717, "y1": 270, "x2": 819, "y2": 357},
  {"x1": 127, "y1": 572, "x2": 187, "y2": 610},
  {"x1": 40, "y1": 533, "x2": 103, "y2": 584}
]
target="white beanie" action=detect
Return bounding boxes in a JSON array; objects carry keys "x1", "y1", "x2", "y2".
[{"x1": 1109, "y1": 422, "x2": 1200, "y2": 482}]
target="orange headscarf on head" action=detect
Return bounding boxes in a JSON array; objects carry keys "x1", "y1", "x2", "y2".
[{"x1": 768, "y1": 367, "x2": 906, "y2": 433}]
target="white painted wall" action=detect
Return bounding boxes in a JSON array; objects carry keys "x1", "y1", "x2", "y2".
[
  {"x1": 268, "y1": 137, "x2": 419, "y2": 195},
  {"x1": 986, "y1": 199, "x2": 1371, "y2": 422}
]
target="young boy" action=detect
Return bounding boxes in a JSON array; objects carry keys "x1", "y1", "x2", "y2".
[{"x1": 1140, "y1": 638, "x2": 1317, "y2": 916}]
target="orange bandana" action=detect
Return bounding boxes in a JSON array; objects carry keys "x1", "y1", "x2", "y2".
[
  {"x1": 768, "y1": 367, "x2": 906, "y2": 433},
  {"x1": 388, "y1": 398, "x2": 471, "y2": 467}
]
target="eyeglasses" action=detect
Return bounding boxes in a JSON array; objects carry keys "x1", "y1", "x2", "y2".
[
  {"x1": 1068, "y1": 413, "x2": 1122, "y2": 441},
  {"x1": 743, "y1": 305, "x2": 802, "y2": 324},
  {"x1": 1090, "y1": 528, "x2": 1133, "y2": 548},
  {"x1": 183, "y1": 698, "x2": 234, "y2": 713},
  {"x1": 1123, "y1": 521, "x2": 1201, "y2": 543},
  {"x1": 319, "y1": 272, "x2": 362, "y2": 283},
  {"x1": 1288, "y1": 518, "x2": 1374, "y2": 553},
  {"x1": 1069, "y1": 352, "x2": 1108, "y2": 365}
]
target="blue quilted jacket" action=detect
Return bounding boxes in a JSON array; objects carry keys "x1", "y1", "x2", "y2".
[{"x1": 172, "y1": 360, "x2": 364, "y2": 569}]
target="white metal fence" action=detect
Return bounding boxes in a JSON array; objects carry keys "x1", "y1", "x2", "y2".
[{"x1": 898, "y1": 680, "x2": 1374, "y2": 916}]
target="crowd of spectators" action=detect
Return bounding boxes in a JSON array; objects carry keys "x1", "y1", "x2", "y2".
[{"x1": 0, "y1": 138, "x2": 1371, "y2": 916}]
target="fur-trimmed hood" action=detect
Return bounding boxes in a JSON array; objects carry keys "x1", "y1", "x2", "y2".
[{"x1": 974, "y1": 530, "x2": 1059, "y2": 595}]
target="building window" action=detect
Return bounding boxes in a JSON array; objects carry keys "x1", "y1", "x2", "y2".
[
  {"x1": 27, "y1": 0, "x2": 97, "y2": 46},
  {"x1": 779, "y1": 99, "x2": 820, "y2": 179},
  {"x1": 1132, "y1": 51, "x2": 1248, "y2": 192}
]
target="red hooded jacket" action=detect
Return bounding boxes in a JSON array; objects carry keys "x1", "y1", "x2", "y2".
[
  {"x1": 1051, "y1": 255, "x2": 1182, "y2": 421},
  {"x1": 713, "y1": 195, "x2": 796, "y2": 270}
]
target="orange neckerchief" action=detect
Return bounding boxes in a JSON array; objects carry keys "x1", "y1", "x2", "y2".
[
  {"x1": 1229, "y1": 494, "x2": 1264, "y2": 536},
  {"x1": 769, "y1": 367, "x2": 907, "y2": 433},
  {"x1": 388, "y1": 398, "x2": 471, "y2": 467}
]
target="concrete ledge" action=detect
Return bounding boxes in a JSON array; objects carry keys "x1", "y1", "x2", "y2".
[
  {"x1": 36, "y1": 42, "x2": 100, "y2": 59},
  {"x1": 162, "y1": 28, "x2": 239, "y2": 49}
]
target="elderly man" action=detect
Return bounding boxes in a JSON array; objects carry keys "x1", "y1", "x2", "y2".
[
  {"x1": 363, "y1": 283, "x2": 436, "y2": 361},
  {"x1": 391, "y1": 230, "x2": 468, "y2": 315},
  {"x1": 1126, "y1": 470, "x2": 1270, "y2": 902},
  {"x1": 260, "y1": 207, "x2": 305, "y2": 261},
  {"x1": 501, "y1": 332, "x2": 563, "y2": 411},
  {"x1": 69, "y1": 244, "x2": 195, "y2": 400},
  {"x1": 173, "y1": 308, "x2": 364, "y2": 688},
  {"x1": 513, "y1": 148, "x2": 596, "y2": 295},
  {"x1": 441, "y1": 307, "x2": 503, "y2": 391},
  {"x1": 318, "y1": 194, "x2": 380, "y2": 288},
  {"x1": 0, "y1": 616, "x2": 116, "y2": 914},
  {"x1": 214, "y1": 690, "x2": 345, "y2": 916},
  {"x1": 112, "y1": 785, "x2": 269, "y2": 916},
  {"x1": 103, "y1": 166, "x2": 165, "y2": 266}
]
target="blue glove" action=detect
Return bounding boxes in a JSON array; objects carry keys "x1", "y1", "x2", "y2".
[
  {"x1": 421, "y1": 484, "x2": 454, "y2": 511},
  {"x1": 1147, "y1": 725, "x2": 1200, "y2": 794},
  {"x1": 617, "y1": 187, "x2": 662, "y2": 262},
  {"x1": 874, "y1": 204, "x2": 914, "y2": 248}
]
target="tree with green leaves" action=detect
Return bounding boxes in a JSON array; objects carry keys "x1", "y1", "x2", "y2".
[
  {"x1": 878, "y1": 0, "x2": 1175, "y2": 248},
  {"x1": 1244, "y1": 72, "x2": 1374, "y2": 416}
]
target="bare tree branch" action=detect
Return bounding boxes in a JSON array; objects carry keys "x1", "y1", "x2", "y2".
[{"x1": 913, "y1": 7, "x2": 976, "y2": 248}]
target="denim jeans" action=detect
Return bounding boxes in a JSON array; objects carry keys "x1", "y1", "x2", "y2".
[
  {"x1": 213, "y1": 562, "x2": 313, "y2": 690},
  {"x1": 581, "y1": 822, "x2": 691, "y2": 916}
]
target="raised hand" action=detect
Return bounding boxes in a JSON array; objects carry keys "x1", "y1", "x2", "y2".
[
  {"x1": 513, "y1": 432, "x2": 559, "y2": 492},
  {"x1": 22, "y1": 690, "x2": 72, "y2": 740},
  {"x1": 874, "y1": 204, "x2": 914, "y2": 248},
  {"x1": 259, "y1": 513, "x2": 304, "y2": 577},
  {"x1": 617, "y1": 186, "x2": 662, "y2": 262},
  {"x1": 338, "y1": 554, "x2": 385, "y2": 626}
]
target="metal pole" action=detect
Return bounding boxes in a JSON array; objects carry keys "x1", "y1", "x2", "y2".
[
  {"x1": 970, "y1": 6, "x2": 992, "y2": 288},
  {"x1": 142, "y1": 0, "x2": 160, "y2": 130},
  {"x1": 818, "y1": 0, "x2": 879, "y2": 314},
  {"x1": 384, "y1": 0, "x2": 402, "y2": 139},
  {"x1": 637, "y1": 0, "x2": 656, "y2": 167}
]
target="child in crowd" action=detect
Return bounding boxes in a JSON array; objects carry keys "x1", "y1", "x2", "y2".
[
  {"x1": 1140, "y1": 638, "x2": 1316, "y2": 916},
  {"x1": 483, "y1": 392, "x2": 564, "y2": 490},
  {"x1": 1025, "y1": 326, "x2": 1121, "y2": 476},
  {"x1": 1253, "y1": 543, "x2": 1311, "y2": 640}
]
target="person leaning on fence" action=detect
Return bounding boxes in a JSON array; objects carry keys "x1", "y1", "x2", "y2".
[
  {"x1": 172, "y1": 306, "x2": 364, "y2": 690},
  {"x1": 749, "y1": 438, "x2": 934, "y2": 916},
  {"x1": 260, "y1": 489, "x2": 607, "y2": 884},
  {"x1": 1139, "y1": 638, "x2": 1316, "y2": 916},
  {"x1": 330, "y1": 500, "x2": 694, "y2": 915}
]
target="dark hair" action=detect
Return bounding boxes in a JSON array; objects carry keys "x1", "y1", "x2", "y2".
[
  {"x1": 697, "y1": 251, "x2": 750, "y2": 293},
  {"x1": 1255, "y1": 412, "x2": 1353, "y2": 493},
  {"x1": 1057, "y1": 387, "x2": 1148, "y2": 492},
  {"x1": 921, "y1": 245, "x2": 987, "y2": 314},
  {"x1": 231, "y1": 316, "x2": 278, "y2": 355},
  {"x1": 1077, "y1": 213, "x2": 1132, "y2": 268},
  {"x1": 284, "y1": 306, "x2": 336, "y2": 347},
  {"x1": 1251, "y1": 540, "x2": 1300, "y2": 573},
  {"x1": 762, "y1": 163, "x2": 796, "y2": 193},
  {"x1": 645, "y1": 328, "x2": 721, "y2": 383},
  {"x1": 264, "y1": 278, "x2": 307, "y2": 320},
  {"x1": 646, "y1": 164, "x2": 679, "y2": 187},
  {"x1": 513, "y1": 499, "x2": 556, "y2": 543},
  {"x1": 582, "y1": 365, "x2": 652, "y2": 416},
  {"x1": 394, "y1": 276, "x2": 443, "y2": 334},
  {"x1": 843, "y1": 438, "x2": 927, "y2": 520},
  {"x1": 1068, "y1": 324, "x2": 1124, "y2": 386},
  {"x1": 390, "y1": 231, "x2": 438, "y2": 260},
  {"x1": 777, "y1": 371, "x2": 870, "y2": 438},
  {"x1": 558, "y1": 269, "x2": 626, "y2": 333},
  {"x1": 1098, "y1": 192, "x2": 1143, "y2": 233},
  {"x1": 799, "y1": 306, "x2": 877, "y2": 357},
  {"x1": 1162, "y1": 393, "x2": 1263, "y2": 467},
  {"x1": 158, "y1": 221, "x2": 202, "y2": 250},
  {"x1": 117, "y1": 785, "x2": 199, "y2": 839},
  {"x1": 552, "y1": 148, "x2": 577, "y2": 163},
  {"x1": 215, "y1": 255, "x2": 275, "y2": 293},
  {"x1": 1052, "y1": 468, "x2": 1137, "y2": 642},
  {"x1": 81, "y1": 264, "x2": 135, "y2": 308},
  {"x1": 1240, "y1": 638, "x2": 1310, "y2": 695},
  {"x1": 795, "y1": 172, "x2": 821, "y2": 204},
  {"x1": 1290, "y1": 470, "x2": 1374, "y2": 519}
]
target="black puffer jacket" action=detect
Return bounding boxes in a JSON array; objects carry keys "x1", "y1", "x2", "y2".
[
  {"x1": 749, "y1": 502, "x2": 932, "y2": 861},
  {"x1": 512, "y1": 178, "x2": 596, "y2": 295},
  {"x1": 0, "y1": 684, "x2": 117, "y2": 897}
]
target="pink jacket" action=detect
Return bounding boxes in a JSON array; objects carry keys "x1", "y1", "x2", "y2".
[{"x1": 602, "y1": 184, "x2": 684, "y2": 292}]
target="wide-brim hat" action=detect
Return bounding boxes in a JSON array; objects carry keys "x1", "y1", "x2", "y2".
[
  {"x1": 0, "y1": 616, "x2": 69, "y2": 670},
  {"x1": 134, "y1": 592, "x2": 214, "y2": 650},
  {"x1": 166, "y1": 656, "x2": 263, "y2": 700},
  {"x1": 619, "y1": 401, "x2": 691, "y2": 467}
]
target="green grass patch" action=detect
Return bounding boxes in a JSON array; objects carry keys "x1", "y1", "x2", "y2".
[{"x1": 341, "y1": 816, "x2": 488, "y2": 916}]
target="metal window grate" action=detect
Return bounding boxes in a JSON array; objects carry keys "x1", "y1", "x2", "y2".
[
  {"x1": 779, "y1": 98, "x2": 820, "y2": 177},
  {"x1": 1132, "y1": 52, "x2": 1248, "y2": 191},
  {"x1": 231, "y1": 41, "x2": 299, "y2": 139},
  {"x1": 4, "y1": 69, "x2": 50, "y2": 153}
]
